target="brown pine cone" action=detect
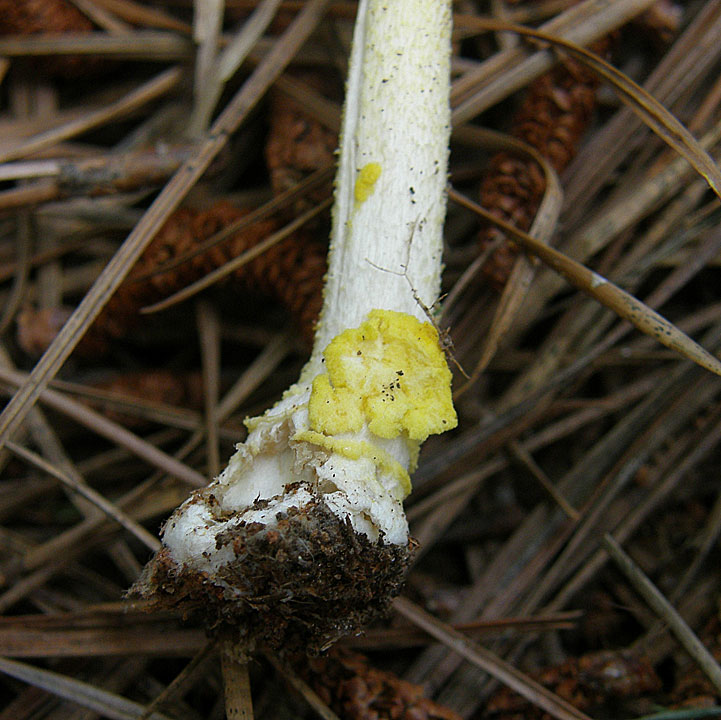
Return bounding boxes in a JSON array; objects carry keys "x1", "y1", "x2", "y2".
[
  {"x1": 102, "y1": 200, "x2": 326, "y2": 351},
  {"x1": 478, "y1": 49, "x2": 605, "y2": 288},
  {"x1": 484, "y1": 650, "x2": 660, "y2": 719},
  {"x1": 301, "y1": 647, "x2": 462, "y2": 720},
  {"x1": 265, "y1": 71, "x2": 338, "y2": 213}
]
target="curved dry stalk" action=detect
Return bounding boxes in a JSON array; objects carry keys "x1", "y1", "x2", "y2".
[
  {"x1": 449, "y1": 126, "x2": 563, "y2": 395},
  {"x1": 451, "y1": 0, "x2": 658, "y2": 123},
  {"x1": 449, "y1": 187, "x2": 721, "y2": 381},
  {"x1": 459, "y1": 17, "x2": 721, "y2": 201}
]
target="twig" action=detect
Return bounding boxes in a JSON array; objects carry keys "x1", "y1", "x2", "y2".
[
  {"x1": 393, "y1": 597, "x2": 593, "y2": 720},
  {"x1": 0, "y1": 66, "x2": 183, "y2": 164},
  {"x1": 265, "y1": 653, "x2": 342, "y2": 720},
  {"x1": 222, "y1": 642, "x2": 254, "y2": 720},
  {"x1": 449, "y1": 186, "x2": 721, "y2": 379},
  {"x1": 4, "y1": 440, "x2": 160, "y2": 552},
  {"x1": 603, "y1": 534, "x2": 721, "y2": 695},
  {"x1": 0, "y1": 0, "x2": 331, "y2": 453}
]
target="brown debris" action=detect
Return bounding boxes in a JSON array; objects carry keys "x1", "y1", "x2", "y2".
[
  {"x1": 669, "y1": 611, "x2": 721, "y2": 709},
  {"x1": 113, "y1": 200, "x2": 326, "y2": 349},
  {"x1": 0, "y1": 0, "x2": 99, "y2": 77},
  {"x1": 478, "y1": 50, "x2": 605, "y2": 288},
  {"x1": 300, "y1": 647, "x2": 462, "y2": 720},
  {"x1": 89, "y1": 369, "x2": 204, "y2": 426},
  {"x1": 18, "y1": 201, "x2": 326, "y2": 357},
  {"x1": 0, "y1": 0, "x2": 93, "y2": 37},
  {"x1": 635, "y1": 0, "x2": 684, "y2": 45},
  {"x1": 484, "y1": 650, "x2": 661, "y2": 719},
  {"x1": 130, "y1": 487, "x2": 413, "y2": 655},
  {"x1": 265, "y1": 72, "x2": 338, "y2": 212}
]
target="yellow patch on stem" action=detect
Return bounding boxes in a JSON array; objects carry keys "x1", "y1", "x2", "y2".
[
  {"x1": 308, "y1": 309, "x2": 457, "y2": 442},
  {"x1": 354, "y1": 162, "x2": 382, "y2": 205}
]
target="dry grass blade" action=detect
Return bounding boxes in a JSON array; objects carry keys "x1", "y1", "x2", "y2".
[
  {"x1": 0, "y1": 0, "x2": 331, "y2": 453},
  {"x1": 393, "y1": 597, "x2": 593, "y2": 720},
  {"x1": 71, "y1": 0, "x2": 134, "y2": 34},
  {"x1": 50, "y1": 380, "x2": 206, "y2": 433},
  {"x1": 603, "y1": 535, "x2": 721, "y2": 694},
  {"x1": 451, "y1": 0, "x2": 658, "y2": 124},
  {"x1": 449, "y1": 187, "x2": 721, "y2": 379},
  {"x1": 214, "y1": 331, "x2": 292, "y2": 422},
  {"x1": 190, "y1": 0, "x2": 225, "y2": 136},
  {"x1": 0, "y1": 618, "x2": 206, "y2": 658},
  {"x1": 138, "y1": 641, "x2": 217, "y2": 720},
  {"x1": 4, "y1": 439, "x2": 160, "y2": 551},
  {"x1": 272, "y1": 74, "x2": 342, "y2": 132},
  {"x1": 0, "y1": 66, "x2": 183, "y2": 164},
  {"x1": 499, "y1": 201, "x2": 721, "y2": 411},
  {"x1": 0, "y1": 32, "x2": 193, "y2": 60},
  {"x1": 349, "y1": 612, "x2": 582, "y2": 649},
  {"x1": 15, "y1": 479, "x2": 184, "y2": 579},
  {"x1": 218, "y1": 0, "x2": 285, "y2": 86},
  {"x1": 464, "y1": 18, "x2": 721, "y2": 202},
  {"x1": 265, "y1": 653, "x2": 343, "y2": 720},
  {"x1": 0, "y1": 365, "x2": 206, "y2": 487},
  {"x1": 668, "y1": 488, "x2": 721, "y2": 603},
  {"x1": 89, "y1": 0, "x2": 192, "y2": 33},
  {"x1": 0, "y1": 655, "x2": 175, "y2": 720},
  {"x1": 563, "y1": 0, "x2": 721, "y2": 218},
  {"x1": 450, "y1": 125, "x2": 563, "y2": 395},
  {"x1": 509, "y1": 122, "x2": 721, "y2": 349},
  {"x1": 132, "y1": 163, "x2": 333, "y2": 283}
]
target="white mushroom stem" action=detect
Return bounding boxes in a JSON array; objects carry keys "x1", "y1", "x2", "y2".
[
  {"x1": 151, "y1": 0, "x2": 455, "y2": 622},
  {"x1": 307, "y1": 0, "x2": 453, "y2": 374}
]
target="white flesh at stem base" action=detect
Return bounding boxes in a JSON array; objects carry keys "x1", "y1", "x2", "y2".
[{"x1": 162, "y1": 0, "x2": 453, "y2": 574}]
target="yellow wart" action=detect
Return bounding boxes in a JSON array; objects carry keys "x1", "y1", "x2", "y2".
[
  {"x1": 354, "y1": 162, "x2": 382, "y2": 206},
  {"x1": 306, "y1": 309, "x2": 457, "y2": 496}
]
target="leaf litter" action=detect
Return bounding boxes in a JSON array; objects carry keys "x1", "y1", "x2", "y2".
[{"x1": 0, "y1": 1, "x2": 721, "y2": 719}]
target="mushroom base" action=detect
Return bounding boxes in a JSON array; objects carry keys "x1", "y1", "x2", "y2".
[{"x1": 130, "y1": 491, "x2": 413, "y2": 654}]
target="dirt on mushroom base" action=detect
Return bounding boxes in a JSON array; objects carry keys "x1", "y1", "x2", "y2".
[{"x1": 130, "y1": 484, "x2": 414, "y2": 655}]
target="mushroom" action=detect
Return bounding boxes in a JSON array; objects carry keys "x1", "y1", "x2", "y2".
[{"x1": 132, "y1": 0, "x2": 456, "y2": 654}]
